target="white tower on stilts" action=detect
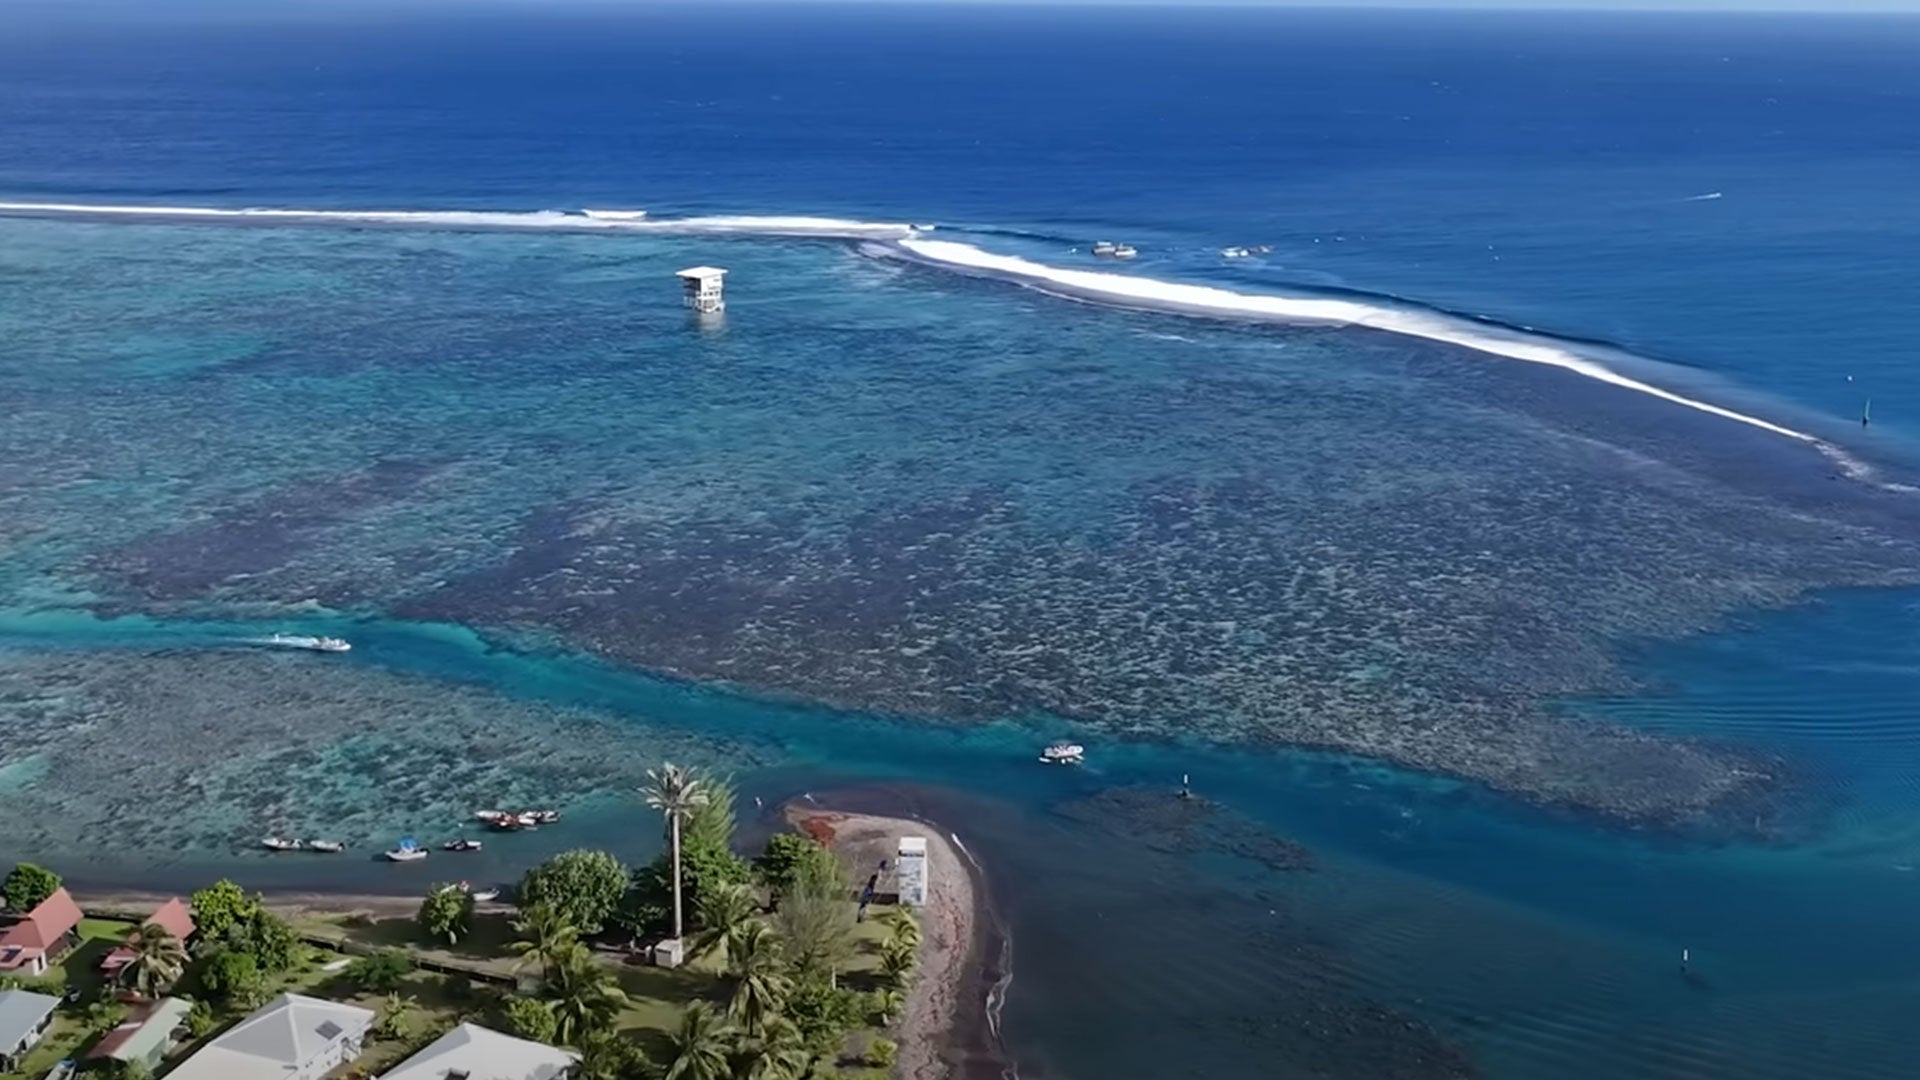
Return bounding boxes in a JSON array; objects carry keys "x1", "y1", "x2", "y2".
[{"x1": 676, "y1": 266, "x2": 727, "y2": 313}]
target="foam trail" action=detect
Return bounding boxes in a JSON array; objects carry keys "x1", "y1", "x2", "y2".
[
  {"x1": 0, "y1": 201, "x2": 917, "y2": 239},
  {"x1": 1685, "y1": 192, "x2": 1726, "y2": 201},
  {"x1": 895, "y1": 237, "x2": 1822, "y2": 445}
]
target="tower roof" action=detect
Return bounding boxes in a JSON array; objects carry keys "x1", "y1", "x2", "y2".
[{"x1": 675, "y1": 266, "x2": 728, "y2": 279}]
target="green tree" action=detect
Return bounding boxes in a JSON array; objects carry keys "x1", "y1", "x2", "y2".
[
  {"x1": 544, "y1": 943, "x2": 628, "y2": 1048},
  {"x1": 877, "y1": 906, "x2": 920, "y2": 951},
  {"x1": 729, "y1": 1016, "x2": 810, "y2": 1080},
  {"x1": 689, "y1": 882, "x2": 756, "y2": 967},
  {"x1": 418, "y1": 884, "x2": 474, "y2": 946},
  {"x1": 228, "y1": 908, "x2": 298, "y2": 972},
  {"x1": 640, "y1": 763, "x2": 709, "y2": 943},
  {"x1": 374, "y1": 992, "x2": 417, "y2": 1042},
  {"x1": 84, "y1": 998, "x2": 127, "y2": 1033},
  {"x1": 684, "y1": 775, "x2": 738, "y2": 854},
  {"x1": 753, "y1": 834, "x2": 819, "y2": 901},
  {"x1": 512, "y1": 902, "x2": 580, "y2": 982},
  {"x1": 520, "y1": 850, "x2": 630, "y2": 935},
  {"x1": 726, "y1": 922, "x2": 790, "y2": 1038},
  {"x1": 1, "y1": 863, "x2": 60, "y2": 914},
  {"x1": 119, "y1": 923, "x2": 188, "y2": 998},
  {"x1": 502, "y1": 997, "x2": 559, "y2": 1044},
  {"x1": 347, "y1": 949, "x2": 413, "y2": 993},
  {"x1": 189, "y1": 880, "x2": 256, "y2": 941},
  {"x1": 662, "y1": 1001, "x2": 733, "y2": 1080},
  {"x1": 575, "y1": 1028, "x2": 653, "y2": 1080},
  {"x1": 782, "y1": 980, "x2": 861, "y2": 1057},
  {"x1": 198, "y1": 949, "x2": 261, "y2": 1004},
  {"x1": 773, "y1": 849, "x2": 854, "y2": 987}
]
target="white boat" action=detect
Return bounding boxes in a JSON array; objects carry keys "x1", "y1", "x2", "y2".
[
  {"x1": 1111, "y1": 244, "x2": 1138, "y2": 260},
  {"x1": 443, "y1": 838, "x2": 483, "y2": 852},
  {"x1": 1091, "y1": 241, "x2": 1118, "y2": 257},
  {"x1": 262, "y1": 836, "x2": 303, "y2": 852},
  {"x1": 306, "y1": 840, "x2": 344, "y2": 853},
  {"x1": 385, "y1": 836, "x2": 427, "y2": 862},
  {"x1": 1039, "y1": 742, "x2": 1086, "y2": 765},
  {"x1": 580, "y1": 208, "x2": 647, "y2": 221},
  {"x1": 473, "y1": 809, "x2": 511, "y2": 824},
  {"x1": 468, "y1": 887, "x2": 500, "y2": 903},
  {"x1": 1221, "y1": 246, "x2": 1251, "y2": 259},
  {"x1": 263, "y1": 633, "x2": 351, "y2": 653}
]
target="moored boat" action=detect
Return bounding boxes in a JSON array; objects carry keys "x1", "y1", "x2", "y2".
[
  {"x1": 1039, "y1": 742, "x2": 1086, "y2": 765},
  {"x1": 443, "y1": 838, "x2": 483, "y2": 852},
  {"x1": 468, "y1": 886, "x2": 501, "y2": 903},
  {"x1": 306, "y1": 840, "x2": 344, "y2": 853},
  {"x1": 262, "y1": 836, "x2": 303, "y2": 852},
  {"x1": 385, "y1": 836, "x2": 427, "y2": 862}
]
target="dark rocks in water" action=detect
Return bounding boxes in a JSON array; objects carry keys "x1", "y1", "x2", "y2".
[
  {"x1": 1226, "y1": 998, "x2": 1478, "y2": 1079},
  {"x1": 1053, "y1": 786, "x2": 1315, "y2": 873}
]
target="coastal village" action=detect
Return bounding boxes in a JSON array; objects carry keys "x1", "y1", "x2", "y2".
[{"x1": 0, "y1": 765, "x2": 964, "y2": 1080}]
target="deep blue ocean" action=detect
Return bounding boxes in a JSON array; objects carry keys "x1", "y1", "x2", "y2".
[{"x1": 3, "y1": 4, "x2": 1920, "y2": 1078}]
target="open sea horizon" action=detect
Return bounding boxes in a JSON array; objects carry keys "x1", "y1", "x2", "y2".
[{"x1": 3, "y1": 5, "x2": 1920, "y2": 1078}]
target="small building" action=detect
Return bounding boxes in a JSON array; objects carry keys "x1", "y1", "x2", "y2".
[
  {"x1": 0, "y1": 887, "x2": 84, "y2": 976},
  {"x1": 85, "y1": 997, "x2": 191, "y2": 1074},
  {"x1": 0, "y1": 989, "x2": 59, "y2": 1071},
  {"x1": 100, "y1": 897, "x2": 195, "y2": 978},
  {"x1": 676, "y1": 266, "x2": 728, "y2": 313},
  {"x1": 378, "y1": 1022, "x2": 578, "y2": 1080},
  {"x1": 165, "y1": 993, "x2": 373, "y2": 1080},
  {"x1": 896, "y1": 836, "x2": 929, "y2": 908}
]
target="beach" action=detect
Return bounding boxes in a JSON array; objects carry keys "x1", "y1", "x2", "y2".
[{"x1": 788, "y1": 805, "x2": 1007, "y2": 1080}]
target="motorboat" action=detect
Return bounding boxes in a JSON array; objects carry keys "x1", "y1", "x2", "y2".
[
  {"x1": 262, "y1": 836, "x2": 303, "y2": 852},
  {"x1": 263, "y1": 634, "x2": 351, "y2": 653},
  {"x1": 1221, "y1": 246, "x2": 1251, "y2": 258},
  {"x1": 306, "y1": 840, "x2": 345, "y2": 853},
  {"x1": 385, "y1": 837, "x2": 427, "y2": 862},
  {"x1": 473, "y1": 809, "x2": 510, "y2": 824},
  {"x1": 468, "y1": 887, "x2": 501, "y2": 903},
  {"x1": 443, "y1": 838, "x2": 483, "y2": 853},
  {"x1": 1091, "y1": 241, "x2": 1118, "y2": 257},
  {"x1": 530, "y1": 809, "x2": 561, "y2": 824},
  {"x1": 1039, "y1": 742, "x2": 1086, "y2": 765},
  {"x1": 1111, "y1": 244, "x2": 1138, "y2": 260}
]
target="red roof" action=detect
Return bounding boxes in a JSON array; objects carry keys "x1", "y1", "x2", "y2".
[
  {"x1": 0, "y1": 887, "x2": 83, "y2": 966},
  {"x1": 142, "y1": 898, "x2": 194, "y2": 942}
]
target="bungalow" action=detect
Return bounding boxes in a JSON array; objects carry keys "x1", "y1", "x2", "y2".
[
  {"x1": 0, "y1": 989, "x2": 60, "y2": 1072},
  {"x1": 0, "y1": 887, "x2": 83, "y2": 976},
  {"x1": 379, "y1": 1022, "x2": 579, "y2": 1080},
  {"x1": 166, "y1": 994, "x2": 373, "y2": 1080},
  {"x1": 84, "y1": 997, "x2": 192, "y2": 1074},
  {"x1": 99, "y1": 897, "x2": 195, "y2": 978}
]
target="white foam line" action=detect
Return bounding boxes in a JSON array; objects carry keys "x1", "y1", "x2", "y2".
[
  {"x1": 899, "y1": 237, "x2": 1823, "y2": 445},
  {"x1": 0, "y1": 201, "x2": 917, "y2": 239}
]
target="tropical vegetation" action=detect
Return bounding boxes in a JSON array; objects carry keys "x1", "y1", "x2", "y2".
[{"x1": 1, "y1": 861, "x2": 61, "y2": 913}]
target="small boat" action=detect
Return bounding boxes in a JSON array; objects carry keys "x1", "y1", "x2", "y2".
[
  {"x1": 1111, "y1": 244, "x2": 1138, "y2": 260},
  {"x1": 306, "y1": 840, "x2": 344, "y2": 853},
  {"x1": 263, "y1": 633, "x2": 352, "y2": 653},
  {"x1": 1221, "y1": 246, "x2": 1251, "y2": 259},
  {"x1": 1091, "y1": 241, "x2": 1118, "y2": 257},
  {"x1": 473, "y1": 809, "x2": 511, "y2": 825},
  {"x1": 468, "y1": 887, "x2": 501, "y2": 903},
  {"x1": 531, "y1": 809, "x2": 561, "y2": 824},
  {"x1": 1039, "y1": 742, "x2": 1086, "y2": 765},
  {"x1": 443, "y1": 838, "x2": 483, "y2": 853},
  {"x1": 262, "y1": 837, "x2": 304, "y2": 852},
  {"x1": 385, "y1": 837, "x2": 427, "y2": 862}
]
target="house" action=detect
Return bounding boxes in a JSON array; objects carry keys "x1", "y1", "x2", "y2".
[
  {"x1": 379, "y1": 1022, "x2": 579, "y2": 1080},
  {"x1": 165, "y1": 993, "x2": 373, "y2": 1080},
  {"x1": 85, "y1": 997, "x2": 192, "y2": 1074},
  {"x1": 0, "y1": 989, "x2": 60, "y2": 1071},
  {"x1": 100, "y1": 897, "x2": 195, "y2": 978},
  {"x1": 0, "y1": 887, "x2": 84, "y2": 976}
]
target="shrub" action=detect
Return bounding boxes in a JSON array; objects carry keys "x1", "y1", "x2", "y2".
[
  {"x1": 519, "y1": 850, "x2": 629, "y2": 935},
  {"x1": 347, "y1": 949, "x2": 413, "y2": 993},
  {"x1": 418, "y1": 885, "x2": 474, "y2": 946},
  {"x1": 502, "y1": 997, "x2": 558, "y2": 1044},
  {"x1": 1, "y1": 863, "x2": 60, "y2": 914},
  {"x1": 866, "y1": 1038, "x2": 898, "y2": 1068},
  {"x1": 185, "y1": 999, "x2": 217, "y2": 1038}
]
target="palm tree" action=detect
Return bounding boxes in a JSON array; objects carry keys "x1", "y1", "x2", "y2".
[
  {"x1": 730, "y1": 1016, "x2": 811, "y2": 1080},
  {"x1": 874, "y1": 987, "x2": 905, "y2": 1026},
  {"x1": 690, "y1": 883, "x2": 756, "y2": 968},
  {"x1": 512, "y1": 902, "x2": 580, "y2": 982},
  {"x1": 118, "y1": 923, "x2": 187, "y2": 998},
  {"x1": 726, "y1": 922, "x2": 790, "y2": 1037},
  {"x1": 641, "y1": 763, "x2": 710, "y2": 943},
  {"x1": 545, "y1": 943, "x2": 629, "y2": 1048},
  {"x1": 662, "y1": 1001, "x2": 733, "y2": 1080},
  {"x1": 876, "y1": 906, "x2": 920, "y2": 951},
  {"x1": 877, "y1": 938, "x2": 916, "y2": 991}
]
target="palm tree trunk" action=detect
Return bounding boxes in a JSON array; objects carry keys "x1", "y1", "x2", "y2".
[{"x1": 670, "y1": 813, "x2": 685, "y2": 941}]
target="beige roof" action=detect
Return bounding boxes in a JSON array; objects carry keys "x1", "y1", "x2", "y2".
[{"x1": 378, "y1": 1023, "x2": 577, "y2": 1080}]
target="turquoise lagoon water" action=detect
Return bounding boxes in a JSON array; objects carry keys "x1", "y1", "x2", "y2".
[{"x1": 6, "y1": 6, "x2": 1920, "y2": 1079}]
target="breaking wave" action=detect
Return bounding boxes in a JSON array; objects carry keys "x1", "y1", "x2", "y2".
[{"x1": 0, "y1": 200, "x2": 918, "y2": 239}]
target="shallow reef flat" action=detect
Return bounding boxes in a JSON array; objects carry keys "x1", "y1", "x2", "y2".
[
  {"x1": 0, "y1": 648, "x2": 762, "y2": 862},
  {"x1": 6, "y1": 221, "x2": 1920, "y2": 830}
]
